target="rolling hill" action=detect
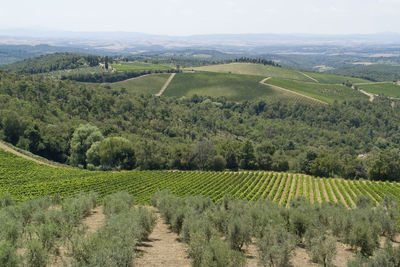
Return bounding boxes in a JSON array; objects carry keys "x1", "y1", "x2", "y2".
[{"x1": 106, "y1": 73, "x2": 171, "y2": 95}]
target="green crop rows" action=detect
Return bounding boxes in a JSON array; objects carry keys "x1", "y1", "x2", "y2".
[{"x1": 2, "y1": 149, "x2": 400, "y2": 206}]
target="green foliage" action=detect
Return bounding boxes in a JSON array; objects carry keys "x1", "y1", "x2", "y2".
[
  {"x1": 257, "y1": 226, "x2": 296, "y2": 267},
  {"x1": 70, "y1": 124, "x2": 103, "y2": 168},
  {"x1": 25, "y1": 239, "x2": 49, "y2": 267},
  {"x1": 3, "y1": 53, "x2": 105, "y2": 74},
  {"x1": 103, "y1": 192, "x2": 134, "y2": 216},
  {"x1": 87, "y1": 137, "x2": 136, "y2": 170},
  {"x1": 0, "y1": 240, "x2": 19, "y2": 267}
]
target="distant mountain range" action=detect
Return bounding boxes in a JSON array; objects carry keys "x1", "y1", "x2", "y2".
[{"x1": 1, "y1": 28, "x2": 400, "y2": 51}]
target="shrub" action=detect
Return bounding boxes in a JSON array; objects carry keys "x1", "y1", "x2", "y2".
[
  {"x1": 227, "y1": 216, "x2": 252, "y2": 251},
  {"x1": 257, "y1": 226, "x2": 296, "y2": 267},
  {"x1": 305, "y1": 228, "x2": 337, "y2": 267},
  {"x1": 103, "y1": 192, "x2": 134, "y2": 216},
  {"x1": 25, "y1": 239, "x2": 49, "y2": 267},
  {"x1": 0, "y1": 240, "x2": 19, "y2": 267}
]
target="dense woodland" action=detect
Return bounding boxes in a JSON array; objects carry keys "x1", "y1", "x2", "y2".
[
  {"x1": 2, "y1": 53, "x2": 109, "y2": 74},
  {"x1": 1, "y1": 70, "x2": 400, "y2": 180}
]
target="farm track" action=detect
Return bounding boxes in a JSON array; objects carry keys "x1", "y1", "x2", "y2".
[
  {"x1": 0, "y1": 141, "x2": 62, "y2": 168},
  {"x1": 135, "y1": 209, "x2": 191, "y2": 267},
  {"x1": 155, "y1": 73, "x2": 176, "y2": 96},
  {"x1": 298, "y1": 72, "x2": 319, "y2": 83},
  {"x1": 83, "y1": 206, "x2": 105, "y2": 234},
  {"x1": 260, "y1": 77, "x2": 328, "y2": 105}
]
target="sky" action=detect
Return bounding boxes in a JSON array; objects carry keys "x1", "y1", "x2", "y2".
[{"x1": 0, "y1": 0, "x2": 399, "y2": 36}]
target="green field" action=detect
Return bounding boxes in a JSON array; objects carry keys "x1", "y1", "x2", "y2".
[
  {"x1": 163, "y1": 72, "x2": 314, "y2": 102},
  {"x1": 266, "y1": 77, "x2": 368, "y2": 103},
  {"x1": 106, "y1": 73, "x2": 170, "y2": 95},
  {"x1": 111, "y1": 62, "x2": 175, "y2": 71},
  {"x1": 192, "y1": 63, "x2": 370, "y2": 84},
  {"x1": 193, "y1": 63, "x2": 312, "y2": 81},
  {"x1": 1, "y1": 149, "x2": 399, "y2": 207},
  {"x1": 357, "y1": 82, "x2": 400, "y2": 98},
  {"x1": 302, "y1": 71, "x2": 370, "y2": 84}
]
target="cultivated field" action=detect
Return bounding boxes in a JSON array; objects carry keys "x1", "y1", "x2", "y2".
[
  {"x1": 163, "y1": 72, "x2": 316, "y2": 102},
  {"x1": 1, "y1": 149, "x2": 398, "y2": 207},
  {"x1": 111, "y1": 62, "x2": 175, "y2": 71},
  {"x1": 193, "y1": 63, "x2": 370, "y2": 84},
  {"x1": 193, "y1": 63, "x2": 312, "y2": 81},
  {"x1": 106, "y1": 73, "x2": 171, "y2": 95},
  {"x1": 357, "y1": 82, "x2": 400, "y2": 98},
  {"x1": 266, "y1": 77, "x2": 368, "y2": 103}
]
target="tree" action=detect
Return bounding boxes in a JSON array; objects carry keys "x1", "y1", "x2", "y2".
[
  {"x1": 70, "y1": 124, "x2": 103, "y2": 168},
  {"x1": 193, "y1": 140, "x2": 214, "y2": 170},
  {"x1": 257, "y1": 226, "x2": 296, "y2": 267},
  {"x1": 86, "y1": 137, "x2": 136, "y2": 170},
  {"x1": 210, "y1": 155, "x2": 226, "y2": 171},
  {"x1": 239, "y1": 141, "x2": 256, "y2": 170},
  {"x1": 2, "y1": 113, "x2": 25, "y2": 145}
]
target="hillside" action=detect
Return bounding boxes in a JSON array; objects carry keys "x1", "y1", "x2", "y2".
[
  {"x1": 2, "y1": 70, "x2": 400, "y2": 180},
  {"x1": 106, "y1": 73, "x2": 171, "y2": 95},
  {"x1": 163, "y1": 72, "x2": 315, "y2": 102},
  {"x1": 2, "y1": 52, "x2": 106, "y2": 74},
  {"x1": 1, "y1": 148, "x2": 399, "y2": 206},
  {"x1": 192, "y1": 63, "x2": 370, "y2": 84}
]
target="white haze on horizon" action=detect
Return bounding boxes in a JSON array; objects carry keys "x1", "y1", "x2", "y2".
[{"x1": 0, "y1": 0, "x2": 399, "y2": 36}]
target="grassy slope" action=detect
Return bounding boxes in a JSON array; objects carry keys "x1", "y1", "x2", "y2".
[
  {"x1": 106, "y1": 73, "x2": 170, "y2": 95},
  {"x1": 1, "y1": 149, "x2": 400, "y2": 206},
  {"x1": 357, "y1": 83, "x2": 400, "y2": 98},
  {"x1": 266, "y1": 78, "x2": 368, "y2": 103},
  {"x1": 111, "y1": 62, "x2": 174, "y2": 71},
  {"x1": 193, "y1": 63, "x2": 312, "y2": 81},
  {"x1": 164, "y1": 72, "x2": 313, "y2": 102},
  {"x1": 193, "y1": 63, "x2": 370, "y2": 84},
  {"x1": 302, "y1": 71, "x2": 370, "y2": 84}
]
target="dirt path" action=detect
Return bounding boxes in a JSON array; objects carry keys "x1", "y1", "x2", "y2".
[
  {"x1": 319, "y1": 178, "x2": 330, "y2": 203},
  {"x1": 298, "y1": 72, "x2": 319, "y2": 83},
  {"x1": 0, "y1": 141, "x2": 62, "y2": 168},
  {"x1": 355, "y1": 86, "x2": 375, "y2": 102},
  {"x1": 134, "y1": 211, "x2": 191, "y2": 267},
  {"x1": 260, "y1": 77, "x2": 328, "y2": 105},
  {"x1": 83, "y1": 206, "x2": 105, "y2": 233},
  {"x1": 155, "y1": 73, "x2": 176, "y2": 96}
]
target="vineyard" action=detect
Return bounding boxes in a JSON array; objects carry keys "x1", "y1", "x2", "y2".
[{"x1": 1, "y1": 149, "x2": 400, "y2": 206}]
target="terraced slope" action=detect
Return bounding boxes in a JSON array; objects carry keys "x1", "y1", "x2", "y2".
[{"x1": 1, "y1": 149, "x2": 399, "y2": 206}]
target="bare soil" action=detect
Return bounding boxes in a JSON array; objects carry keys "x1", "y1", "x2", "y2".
[
  {"x1": 134, "y1": 211, "x2": 191, "y2": 267},
  {"x1": 83, "y1": 206, "x2": 105, "y2": 234},
  {"x1": 245, "y1": 240, "x2": 354, "y2": 267},
  {"x1": 298, "y1": 72, "x2": 319, "y2": 83},
  {"x1": 155, "y1": 73, "x2": 176, "y2": 96}
]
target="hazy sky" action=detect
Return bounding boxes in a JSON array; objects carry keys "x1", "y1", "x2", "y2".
[{"x1": 1, "y1": 0, "x2": 399, "y2": 35}]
